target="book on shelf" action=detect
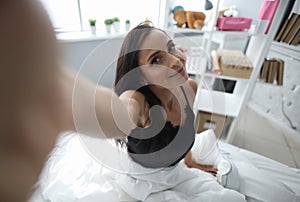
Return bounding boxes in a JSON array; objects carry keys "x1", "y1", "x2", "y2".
[
  {"x1": 276, "y1": 59, "x2": 284, "y2": 85},
  {"x1": 286, "y1": 15, "x2": 300, "y2": 44},
  {"x1": 266, "y1": 59, "x2": 275, "y2": 83},
  {"x1": 280, "y1": 13, "x2": 299, "y2": 42},
  {"x1": 260, "y1": 58, "x2": 270, "y2": 82},
  {"x1": 289, "y1": 29, "x2": 300, "y2": 45},
  {"x1": 282, "y1": 13, "x2": 300, "y2": 43},
  {"x1": 260, "y1": 58, "x2": 283, "y2": 85},
  {"x1": 265, "y1": 60, "x2": 272, "y2": 83},
  {"x1": 274, "y1": 0, "x2": 296, "y2": 39},
  {"x1": 270, "y1": 59, "x2": 278, "y2": 84},
  {"x1": 275, "y1": 19, "x2": 290, "y2": 41}
]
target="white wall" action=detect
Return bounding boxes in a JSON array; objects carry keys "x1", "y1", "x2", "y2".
[
  {"x1": 58, "y1": 37, "x2": 124, "y2": 88},
  {"x1": 250, "y1": 43, "x2": 300, "y2": 133}
]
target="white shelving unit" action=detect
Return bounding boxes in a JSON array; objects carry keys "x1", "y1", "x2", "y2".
[
  {"x1": 195, "y1": 89, "x2": 242, "y2": 117},
  {"x1": 166, "y1": 0, "x2": 293, "y2": 143},
  {"x1": 224, "y1": 0, "x2": 293, "y2": 143},
  {"x1": 195, "y1": 73, "x2": 249, "y2": 114}
]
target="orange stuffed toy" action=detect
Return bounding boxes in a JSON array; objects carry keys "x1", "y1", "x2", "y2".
[{"x1": 173, "y1": 9, "x2": 206, "y2": 29}]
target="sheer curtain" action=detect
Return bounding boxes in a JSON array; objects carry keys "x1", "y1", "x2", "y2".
[{"x1": 40, "y1": 0, "x2": 162, "y2": 32}]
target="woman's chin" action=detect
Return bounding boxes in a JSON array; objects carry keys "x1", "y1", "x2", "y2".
[{"x1": 171, "y1": 77, "x2": 189, "y2": 88}]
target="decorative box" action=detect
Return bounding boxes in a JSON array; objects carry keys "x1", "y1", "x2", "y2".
[
  {"x1": 218, "y1": 49, "x2": 253, "y2": 79},
  {"x1": 216, "y1": 17, "x2": 252, "y2": 31}
]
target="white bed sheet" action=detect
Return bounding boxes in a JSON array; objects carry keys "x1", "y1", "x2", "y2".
[{"x1": 29, "y1": 132, "x2": 300, "y2": 202}]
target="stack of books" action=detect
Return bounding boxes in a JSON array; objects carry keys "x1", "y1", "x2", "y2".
[
  {"x1": 275, "y1": 12, "x2": 300, "y2": 45},
  {"x1": 259, "y1": 58, "x2": 284, "y2": 85}
]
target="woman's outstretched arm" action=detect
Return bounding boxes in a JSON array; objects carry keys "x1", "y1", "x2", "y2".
[{"x1": 0, "y1": 1, "x2": 133, "y2": 201}]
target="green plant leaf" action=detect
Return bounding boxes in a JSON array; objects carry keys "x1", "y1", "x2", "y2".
[
  {"x1": 104, "y1": 18, "x2": 113, "y2": 25},
  {"x1": 89, "y1": 19, "x2": 97, "y2": 26},
  {"x1": 112, "y1": 17, "x2": 120, "y2": 22}
]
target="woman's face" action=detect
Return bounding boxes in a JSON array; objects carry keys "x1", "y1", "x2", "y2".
[{"x1": 138, "y1": 29, "x2": 188, "y2": 88}]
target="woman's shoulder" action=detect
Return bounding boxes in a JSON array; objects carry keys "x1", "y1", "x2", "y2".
[
  {"x1": 187, "y1": 78, "x2": 198, "y2": 93},
  {"x1": 120, "y1": 90, "x2": 147, "y2": 106},
  {"x1": 119, "y1": 90, "x2": 150, "y2": 127}
]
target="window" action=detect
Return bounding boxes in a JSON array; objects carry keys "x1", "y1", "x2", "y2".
[
  {"x1": 163, "y1": 0, "x2": 225, "y2": 29},
  {"x1": 173, "y1": 0, "x2": 206, "y2": 11},
  {"x1": 40, "y1": 0, "x2": 163, "y2": 33},
  {"x1": 40, "y1": 0, "x2": 81, "y2": 32}
]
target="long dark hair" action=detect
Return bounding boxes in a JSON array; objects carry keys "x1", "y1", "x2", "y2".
[
  {"x1": 114, "y1": 24, "x2": 166, "y2": 95},
  {"x1": 114, "y1": 24, "x2": 160, "y2": 146}
]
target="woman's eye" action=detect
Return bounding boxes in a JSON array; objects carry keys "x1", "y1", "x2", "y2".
[{"x1": 151, "y1": 56, "x2": 161, "y2": 64}]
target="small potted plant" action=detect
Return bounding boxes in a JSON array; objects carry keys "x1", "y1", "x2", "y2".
[
  {"x1": 112, "y1": 17, "x2": 120, "y2": 33},
  {"x1": 125, "y1": 19, "x2": 130, "y2": 32},
  {"x1": 144, "y1": 18, "x2": 152, "y2": 26},
  {"x1": 104, "y1": 18, "x2": 113, "y2": 34},
  {"x1": 89, "y1": 19, "x2": 97, "y2": 35}
]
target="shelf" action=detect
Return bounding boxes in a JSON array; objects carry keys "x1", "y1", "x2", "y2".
[
  {"x1": 272, "y1": 41, "x2": 300, "y2": 51},
  {"x1": 167, "y1": 27, "x2": 207, "y2": 34},
  {"x1": 167, "y1": 26, "x2": 254, "y2": 34},
  {"x1": 203, "y1": 72, "x2": 250, "y2": 82},
  {"x1": 167, "y1": 26, "x2": 266, "y2": 38},
  {"x1": 195, "y1": 89, "x2": 241, "y2": 117},
  {"x1": 255, "y1": 81, "x2": 283, "y2": 87},
  {"x1": 270, "y1": 41, "x2": 300, "y2": 60},
  {"x1": 187, "y1": 71, "x2": 250, "y2": 87}
]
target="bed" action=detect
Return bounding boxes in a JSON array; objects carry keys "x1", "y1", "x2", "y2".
[{"x1": 29, "y1": 131, "x2": 300, "y2": 202}]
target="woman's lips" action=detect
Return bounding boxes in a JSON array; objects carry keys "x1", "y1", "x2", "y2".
[{"x1": 169, "y1": 67, "x2": 185, "y2": 78}]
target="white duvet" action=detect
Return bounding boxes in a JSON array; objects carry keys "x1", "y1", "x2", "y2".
[{"x1": 29, "y1": 131, "x2": 300, "y2": 202}]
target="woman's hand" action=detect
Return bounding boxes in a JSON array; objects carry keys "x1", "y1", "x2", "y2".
[{"x1": 184, "y1": 151, "x2": 218, "y2": 175}]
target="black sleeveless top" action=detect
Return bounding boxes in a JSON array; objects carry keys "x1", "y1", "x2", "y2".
[{"x1": 127, "y1": 86, "x2": 196, "y2": 168}]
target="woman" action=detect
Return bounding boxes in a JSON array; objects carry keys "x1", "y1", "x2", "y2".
[{"x1": 114, "y1": 23, "x2": 217, "y2": 173}]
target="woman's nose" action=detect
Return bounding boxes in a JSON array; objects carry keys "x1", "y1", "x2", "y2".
[{"x1": 167, "y1": 53, "x2": 182, "y2": 69}]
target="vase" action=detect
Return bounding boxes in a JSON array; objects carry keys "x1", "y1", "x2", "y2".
[
  {"x1": 90, "y1": 25, "x2": 96, "y2": 35},
  {"x1": 125, "y1": 23, "x2": 130, "y2": 32},
  {"x1": 113, "y1": 22, "x2": 120, "y2": 33},
  {"x1": 105, "y1": 24, "x2": 112, "y2": 34}
]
